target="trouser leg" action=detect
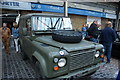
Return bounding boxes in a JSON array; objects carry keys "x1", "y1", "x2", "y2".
[
  {"x1": 2, "y1": 39, "x2": 10, "y2": 54},
  {"x1": 14, "y1": 38, "x2": 19, "y2": 52},
  {"x1": 103, "y1": 43, "x2": 112, "y2": 63},
  {"x1": 2, "y1": 39, "x2": 6, "y2": 53},
  {"x1": 106, "y1": 43, "x2": 112, "y2": 63},
  {"x1": 6, "y1": 39, "x2": 10, "y2": 54}
]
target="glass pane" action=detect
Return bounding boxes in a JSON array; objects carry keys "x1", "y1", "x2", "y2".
[{"x1": 32, "y1": 16, "x2": 73, "y2": 31}]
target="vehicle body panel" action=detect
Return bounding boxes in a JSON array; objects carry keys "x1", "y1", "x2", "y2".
[{"x1": 19, "y1": 13, "x2": 104, "y2": 78}]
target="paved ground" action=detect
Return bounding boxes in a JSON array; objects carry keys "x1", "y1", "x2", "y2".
[
  {"x1": 2, "y1": 48, "x2": 39, "y2": 79},
  {"x1": 91, "y1": 58, "x2": 120, "y2": 79},
  {"x1": 2, "y1": 41, "x2": 120, "y2": 80},
  {"x1": 2, "y1": 40, "x2": 40, "y2": 80}
]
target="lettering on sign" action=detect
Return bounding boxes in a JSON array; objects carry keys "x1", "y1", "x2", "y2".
[
  {"x1": 49, "y1": 6, "x2": 60, "y2": 10},
  {"x1": 0, "y1": 2, "x2": 19, "y2": 6}
]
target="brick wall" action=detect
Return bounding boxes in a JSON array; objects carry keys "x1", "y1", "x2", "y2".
[
  {"x1": 69, "y1": 14, "x2": 87, "y2": 31},
  {"x1": 101, "y1": 18, "x2": 108, "y2": 29}
]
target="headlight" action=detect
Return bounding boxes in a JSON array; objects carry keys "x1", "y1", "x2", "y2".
[
  {"x1": 95, "y1": 51, "x2": 100, "y2": 58},
  {"x1": 58, "y1": 58, "x2": 66, "y2": 67},
  {"x1": 96, "y1": 51, "x2": 100, "y2": 54},
  {"x1": 59, "y1": 51, "x2": 65, "y2": 56}
]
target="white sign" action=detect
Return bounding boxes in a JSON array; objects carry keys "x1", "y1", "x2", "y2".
[
  {"x1": 1, "y1": 0, "x2": 119, "y2": 2},
  {"x1": 106, "y1": 13, "x2": 117, "y2": 19},
  {"x1": 0, "y1": 1, "x2": 31, "y2": 10},
  {"x1": 87, "y1": 16, "x2": 101, "y2": 27}
]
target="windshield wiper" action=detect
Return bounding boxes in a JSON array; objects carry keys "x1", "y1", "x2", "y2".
[{"x1": 38, "y1": 19, "x2": 50, "y2": 29}]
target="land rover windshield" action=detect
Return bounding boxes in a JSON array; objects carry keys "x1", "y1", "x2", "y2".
[{"x1": 32, "y1": 16, "x2": 73, "y2": 31}]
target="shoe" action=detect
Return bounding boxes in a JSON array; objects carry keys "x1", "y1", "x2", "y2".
[
  {"x1": 106, "y1": 62, "x2": 110, "y2": 64},
  {"x1": 7, "y1": 52, "x2": 10, "y2": 55}
]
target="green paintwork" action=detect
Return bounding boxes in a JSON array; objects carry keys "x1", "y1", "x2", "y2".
[
  {"x1": 35, "y1": 36, "x2": 95, "y2": 52},
  {"x1": 19, "y1": 13, "x2": 104, "y2": 79}
]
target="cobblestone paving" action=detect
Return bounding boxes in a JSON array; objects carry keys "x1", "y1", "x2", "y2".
[
  {"x1": 2, "y1": 41, "x2": 120, "y2": 80},
  {"x1": 90, "y1": 58, "x2": 120, "y2": 79},
  {"x1": 2, "y1": 48, "x2": 39, "y2": 79}
]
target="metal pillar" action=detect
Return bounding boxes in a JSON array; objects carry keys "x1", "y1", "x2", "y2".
[
  {"x1": 0, "y1": 7, "x2": 2, "y2": 80},
  {"x1": 64, "y1": 0, "x2": 68, "y2": 17}
]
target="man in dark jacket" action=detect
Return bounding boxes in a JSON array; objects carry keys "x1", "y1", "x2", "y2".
[
  {"x1": 100, "y1": 21, "x2": 117, "y2": 63},
  {"x1": 87, "y1": 20, "x2": 100, "y2": 42}
]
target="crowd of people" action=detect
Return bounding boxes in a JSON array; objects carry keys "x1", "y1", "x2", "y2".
[
  {"x1": 84, "y1": 21, "x2": 120, "y2": 79},
  {"x1": 81, "y1": 21, "x2": 117, "y2": 63},
  {"x1": 0, "y1": 22, "x2": 20, "y2": 55}
]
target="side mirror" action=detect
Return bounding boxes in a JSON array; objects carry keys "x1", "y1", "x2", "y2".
[{"x1": 22, "y1": 28, "x2": 27, "y2": 36}]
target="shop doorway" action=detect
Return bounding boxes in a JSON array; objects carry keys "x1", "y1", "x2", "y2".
[{"x1": 1, "y1": 14, "x2": 18, "y2": 32}]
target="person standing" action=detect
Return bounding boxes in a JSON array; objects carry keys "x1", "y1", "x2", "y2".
[
  {"x1": 12, "y1": 22, "x2": 19, "y2": 53},
  {"x1": 100, "y1": 21, "x2": 117, "y2": 63},
  {"x1": 81, "y1": 24, "x2": 88, "y2": 39},
  {"x1": 87, "y1": 20, "x2": 100, "y2": 42},
  {"x1": 0, "y1": 23, "x2": 11, "y2": 54}
]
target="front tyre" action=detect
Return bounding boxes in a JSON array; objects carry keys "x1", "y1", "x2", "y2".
[
  {"x1": 19, "y1": 44, "x2": 28, "y2": 60},
  {"x1": 35, "y1": 61, "x2": 48, "y2": 80}
]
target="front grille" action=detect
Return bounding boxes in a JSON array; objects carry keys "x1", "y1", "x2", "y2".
[{"x1": 70, "y1": 51, "x2": 95, "y2": 71}]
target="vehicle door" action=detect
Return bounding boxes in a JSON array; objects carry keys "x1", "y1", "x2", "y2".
[{"x1": 20, "y1": 18, "x2": 33, "y2": 58}]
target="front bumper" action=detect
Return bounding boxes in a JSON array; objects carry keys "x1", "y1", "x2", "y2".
[{"x1": 53, "y1": 62, "x2": 105, "y2": 79}]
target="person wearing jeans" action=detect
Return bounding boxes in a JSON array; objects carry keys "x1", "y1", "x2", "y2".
[
  {"x1": 102, "y1": 42, "x2": 112, "y2": 63},
  {"x1": 100, "y1": 21, "x2": 117, "y2": 63},
  {"x1": 81, "y1": 24, "x2": 88, "y2": 39},
  {"x1": 12, "y1": 22, "x2": 19, "y2": 53},
  {"x1": 87, "y1": 20, "x2": 100, "y2": 43}
]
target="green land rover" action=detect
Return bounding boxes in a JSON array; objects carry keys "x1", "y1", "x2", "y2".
[{"x1": 19, "y1": 13, "x2": 105, "y2": 79}]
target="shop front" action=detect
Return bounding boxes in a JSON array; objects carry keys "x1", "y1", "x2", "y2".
[
  {"x1": 31, "y1": 3, "x2": 107, "y2": 30},
  {"x1": 0, "y1": 1, "x2": 32, "y2": 29},
  {"x1": 0, "y1": 1, "x2": 118, "y2": 31}
]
